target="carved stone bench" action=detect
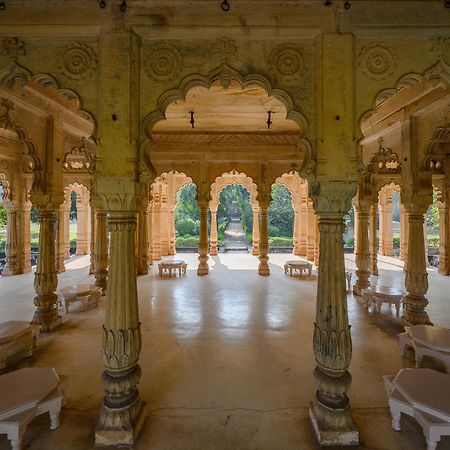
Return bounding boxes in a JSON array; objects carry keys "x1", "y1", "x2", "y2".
[
  {"x1": 59, "y1": 284, "x2": 102, "y2": 313},
  {"x1": 158, "y1": 260, "x2": 188, "y2": 277},
  {"x1": 284, "y1": 260, "x2": 312, "y2": 277}
]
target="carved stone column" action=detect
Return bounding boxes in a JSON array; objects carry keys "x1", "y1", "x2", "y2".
[
  {"x1": 353, "y1": 200, "x2": 370, "y2": 296},
  {"x1": 64, "y1": 199, "x2": 70, "y2": 259},
  {"x1": 76, "y1": 190, "x2": 90, "y2": 255},
  {"x1": 400, "y1": 205, "x2": 409, "y2": 262},
  {"x1": 314, "y1": 215, "x2": 320, "y2": 266},
  {"x1": 94, "y1": 210, "x2": 108, "y2": 295},
  {"x1": 306, "y1": 199, "x2": 315, "y2": 262},
  {"x1": 56, "y1": 203, "x2": 66, "y2": 273},
  {"x1": 160, "y1": 200, "x2": 169, "y2": 256},
  {"x1": 292, "y1": 208, "x2": 300, "y2": 255},
  {"x1": 147, "y1": 201, "x2": 153, "y2": 266},
  {"x1": 309, "y1": 181, "x2": 358, "y2": 446},
  {"x1": 169, "y1": 206, "x2": 176, "y2": 255},
  {"x1": 95, "y1": 207, "x2": 146, "y2": 446},
  {"x1": 31, "y1": 210, "x2": 61, "y2": 332},
  {"x1": 152, "y1": 199, "x2": 161, "y2": 261},
  {"x1": 197, "y1": 201, "x2": 209, "y2": 275},
  {"x1": 403, "y1": 211, "x2": 432, "y2": 325},
  {"x1": 89, "y1": 204, "x2": 96, "y2": 275},
  {"x1": 379, "y1": 190, "x2": 394, "y2": 256},
  {"x1": 369, "y1": 203, "x2": 378, "y2": 276},
  {"x1": 252, "y1": 207, "x2": 260, "y2": 256},
  {"x1": 2, "y1": 201, "x2": 19, "y2": 276},
  {"x1": 438, "y1": 199, "x2": 449, "y2": 275},
  {"x1": 258, "y1": 200, "x2": 270, "y2": 276},
  {"x1": 299, "y1": 193, "x2": 307, "y2": 256},
  {"x1": 209, "y1": 208, "x2": 218, "y2": 256},
  {"x1": 353, "y1": 207, "x2": 358, "y2": 253},
  {"x1": 423, "y1": 217, "x2": 429, "y2": 267},
  {"x1": 21, "y1": 199, "x2": 32, "y2": 273},
  {"x1": 137, "y1": 199, "x2": 149, "y2": 275}
]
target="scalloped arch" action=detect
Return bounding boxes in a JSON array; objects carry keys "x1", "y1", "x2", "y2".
[
  {"x1": 151, "y1": 170, "x2": 195, "y2": 200},
  {"x1": 210, "y1": 170, "x2": 258, "y2": 206}
]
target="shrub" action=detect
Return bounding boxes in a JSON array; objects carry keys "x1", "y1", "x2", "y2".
[
  {"x1": 428, "y1": 237, "x2": 439, "y2": 248},
  {"x1": 176, "y1": 216, "x2": 199, "y2": 236},
  {"x1": 345, "y1": 237, "x2": 354, "y2": 247},
  {"x1": 268, "y1": 237, "x2": 293, "y2": 247},
  {"x1": 176, "y1": 235, "x2": 199, "y2": 247},
  {"x1": 268, "y1": 224, "x2": 280, "y2": 237},
  {"x1": 393, "y1": 237, "x2": 400, "y2": 249}
]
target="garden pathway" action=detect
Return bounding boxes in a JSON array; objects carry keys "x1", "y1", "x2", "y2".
[{"x1": 224, "y1": 218, "x2": 248, "y2": 251}]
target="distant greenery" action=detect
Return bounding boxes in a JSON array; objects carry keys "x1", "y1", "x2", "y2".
[
  {"x1": 268, "y1": 184, "x2": 294, "y2": 237},
  {"x1": 175, "y1": 235, "x2": 199, "y2": 247},
  {"x1": 175, "y1": 184, "x2": 200, "y2": 239},
  {"x1": 0, "y1": 203, "x2": 6, "y2": 228},
  {"x1": 269, "y1": 236, "x2": 293, "y2": 247}
]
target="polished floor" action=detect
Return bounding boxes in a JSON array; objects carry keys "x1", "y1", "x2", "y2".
[{"x1": 0, "y1": 253, "x2": 449, "y2": 450}]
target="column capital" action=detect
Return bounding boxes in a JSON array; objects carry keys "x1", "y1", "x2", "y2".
[
  {"x1": 95, "y1": 177, "x2": 138, "y2": 213},
  {"x1": 309, "y1": 180, "x2": 357, "y2": 216}
]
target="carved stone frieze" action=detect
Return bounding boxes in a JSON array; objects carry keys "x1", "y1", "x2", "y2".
[
  {"x1": 60, "y1": 42, "x2": 97, "y2": 81},
  {"x1": 144, "y1": 43, "x2": 182, "y2": 81},
  {"x1": 1, "y1": 37, "x2": 26, "y2": 61},
  {"x1": 0, "y1": 98, "x2": 18, "y2": 139},
  {"x1": 63, "y1": 137, "x2": 94, "y2": 172},
  {"x1": 268, "y1": 43, "x2": 305, "y2": 77},
  {"x1": 212, "y1": 37, "x2": 238, "y2": 62},
  {"x1": 151, "y1": 132, "x2": 300, "y2": 145},
  {"x1": 358, "y1": 43, "x2": 396, "y2": 81},
  {"x1": 431, "y1": 36, "x2": 450, "y2": 62}
]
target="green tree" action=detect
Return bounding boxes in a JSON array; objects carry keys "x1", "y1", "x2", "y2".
[
  {"x1": 0, "y1": 202, "x2": 6, "y2": 228},
  {"x1": 268, "y1": 184, "x2": 294, "y2": 237},
  {"x1": 426, "y1": 190, "x2": 439, "y2": 232},
  {"x1": 175, "y1": 184, "x2": 200, "y2": 236}
]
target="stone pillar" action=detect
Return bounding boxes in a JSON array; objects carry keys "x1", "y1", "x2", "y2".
[
  {"x1": 160, "y1": 200, "x2": 169, "y2": 256},
  {"x1": 94, "y1": 210, "x2": 108, "y2": 294},
  {"x1": 353, "y1": 201, "x2": 371, "y2": 295},
  {"x1": 31, "y1": 210, "x2": 61, "y2": 332},
  {"x1": 299, "y1": 194, "x2": 307, "y2": 256},
  {"x1": 152, "y1": 199, "x2": 162, "y2": 261},
  {"x1": 292, "y1": 208, "x2": 300, "y2": 255},
  {"x1": 306, "y1": 199, "x2": 315, "y2": 262},
  {"x1": 403, "y1": 212, "x2": 432, "y2": 325},
  {"x1": 169, "y1": 207, "x2": 176, "y2": 255},
  {"x1": 89, "y1": 205, "x2": 96, "y2": 275},
  {"x1": 2, "y1": 201, "x2": 20, "y2": 276},
  {"x1": 147, "y1": 202, "x2": 153, "y2": 266},
  {"x1": 353, "y1": 207, "x2": 358, "y2": 253},
  {"x1": 423, "y1": 216, "x2": 429, "y2": 267},
  {"x1": 438, "y1": 199, "x2": 449, "y2": 275},
  {"x1": 64, "y1": 199, "x2": 70, "y2": 259},
  {"x1": 21, "y1": 199, "x2": 32, "y2": 273},
  {"x1": 314, "y1": 215, "x2": 320, "y2": 267},
  {"x1": 137, "y1": 200, "x2": 149, "y2": 275},
  {"x1": 95, "y1": 210, "x2": 146, "y2": 446},
  {"x1": 197, "y1": 202, "x2": 209, "y2": 275},
  {"x1": 379, "y1": 190, "x2": 394, "y2": 256},
  {"x1": 400, "y1": 205, "x2": 409, "y2": 262},
  {"x1": 252, "y1": 207, "x2": 260, "y2": 256},
  {"x1": 76, "y1": 190, "x2": 90, "y2": 255},
  {"x1": 258, "y1": 201, "x2": 270, "y2": 276},
  {"x1": 209, "y1": 208, "x2": 218, "y2": 256},
  {"x1": 309, "y1": 182, "x2": 358, "y2": 446},
  {"x1": 56, "y1": 203, "x2": 66, "y2": 273},
  {"x1": 369, "y1": 203, "x2": 378, "y2": 276}
]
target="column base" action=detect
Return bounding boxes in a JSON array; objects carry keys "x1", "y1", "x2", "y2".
[
  {"x1": 31, "y1": 312, "x2": 62, "y2": 332},
  {"x1": 31, "y1": 293, "x2": 62, "y2": 332},
  {"x1": 258, "y1": 263, "x2": 270, "y2": 276},
  {"x1": 352, "y1": 283, "x2": 370, "y2": 297},
  {"x1": 252, "y1": 246, "x2": 260, "y2": 256},
  {"x1": 95, "y1": 401, "x2": 147, "y2": 447},
  {"x1": 309, "y1": 401, "x2": 359, "y2": 447},
  {"x1": 197, "y1": 266, "x2": 209, "y2": 276},
  {"x1": 1, "y1": 266, "x2": 20, "y2": 276},
  {"x1": 402, "y1": 294, "x2": 433, "y2": 326}
]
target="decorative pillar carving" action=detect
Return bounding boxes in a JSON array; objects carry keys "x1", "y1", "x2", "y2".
[
  {"x1": 2, "y1": 201, "x2": 19, "y2": 276},
  {"x1": 152, "y1": 196, "x2": 162, "y2": 261},
  {"x1": 438, "y1": 198, "x2": 449, "y2": 275},
  {"x1": 147, "y1": 201, "x2": 153, "y2": 265},
  {"x1": 314, "y1": 214, "x2": 320, "y2": 266},
  {"x1": 209, "y1": 208, "x2": 218, "y2": 256},
  {"x1": 169, "y1": 206, "x2": 176, "y2": 255},
  {"x1": 292, "y1": 208, "x2": 300, "y2": 255},
  {"x1": 378, "y1": 189, "x2": 394, "y2": 256},
  {"x1": 31, "y1": 210, "x2": 62, "y2": 332},
  {"x1": 56, "y1": 203, "x2": 66, "y2": 273},
  {"x1": 160, "y1": 196, "x2": 169, "y2": 256},
  {"x1": 197, "y1": 201, "x2": 209, "y2": 275},
  {"x1": 252, "y1": 206, "x2": 260, "y2": 256},
  {"x1": 63, "y1": 197, "x2": 70, "y2": 259},
  {"x1": 137, "y1": 186, "x2": 150, "y2": 275},
  {"x1": 353, "y1": 199, "x2": 371, "y2": 296},
  {"x1": 399, "y1": 205, "x2": 409, "y2": 262},
  {"x1": 353, "y1": 206, "x2": 358, "y2": 254},
  {"x1": 94, "y1": 210, "x2": 108, "y2": 295},
  {"x1": 76, "y1": 189, "x2": 90, "y2": 255},
  {"x1": 258, "y1": 199, "x2": 270, "y2": 276},
  {"x1": 306, "y1": 199, "x2": 315, "y2": 262},
  {"x1": 369, "y1": 203, "x2": 378, "y2": 275},
  {"x1": 299, "y1": 191, "x2": 307, "y2": 256},
  {"x1": 403, "y1": 211, "x2": 432, "y2": 325},
  {"x1": 89, "y1": 204, "x2": 96, "y2": 275},
  {"x1": 95, "y1": 182, "x2": 146, "y2": 447},
  {"x1": 21, "y1": 198, "x2": 32, "y2": 273},
  {"x1": 309, "y1": 181, "x2": 358, "y2": 446}
]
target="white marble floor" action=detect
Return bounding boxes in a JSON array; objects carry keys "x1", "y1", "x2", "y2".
[{"x1": 0, "y1": 253, "x2": 449, "y2": 450}]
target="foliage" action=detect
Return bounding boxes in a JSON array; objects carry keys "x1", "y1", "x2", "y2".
[
  {"x1": 345, "y1": 237, "x2": 354, "y2": 247},
  {"x1": 268, "y1": 236, "x2": 293, "y2": 247},
  {"x1": 70, "y1": 191, "x2": 77, "y2": 221},
  {"x1": 30, "y1": 205, "x2": 39, "y2": 223},
  {"x1": 426, "y1": 190, "x2": 439, "y2": 232},
  {"x1": 176, "y1": 235, "x2": 199, "y2": 247},
  {"x1": 0, "y1": 203, "x2": 6, "y2": 228},
  {"x1": 428, "y1": 237, "x2": 439, "y2": 248},
  {"x1": 393, "y1": 237, "x2": 400, "y2": 249},
  {"x1": 268, "y1": 184, "x2": 293, "y2": 237},
  {"x1": 175, "y1": 184, "x2": 200, "y2": 236}
]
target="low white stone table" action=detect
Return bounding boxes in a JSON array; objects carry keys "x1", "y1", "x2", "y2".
[
  {"x1": 362, "y1": 285, "x2": 405, "y2": 316},
  {"x1": 284, "y1": 260, "x2": 312, "y2": 277},
  {"x1": 384, "y1": 368, "x2": 450, "y2": 450},
  {"x1": 399, "y1": 324, "x2": 450, "y2": 370},
  {"x1": 0, "y1": 322, "x2": 40, "y2": 370},
  {"x1": 158, "y1": 260, "x2": 187, "y2": 277},
  {"x1": 59, "y1": 284, "x2": 101, "y2": 313},
  {"x1": 0, "y1": 367, "x2": 64, "y2": 450}
]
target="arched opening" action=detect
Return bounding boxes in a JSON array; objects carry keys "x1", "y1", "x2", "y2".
[
  {"x1": 268, "y1": 183, "x2": 294, "y2": 252},
  {"x1": 175, "y1": 183, "x2": 199, "y2": 251}
]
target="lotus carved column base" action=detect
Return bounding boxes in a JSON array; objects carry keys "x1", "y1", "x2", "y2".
[
  {"x1": 309, "y1": 367, "x2": 358, "y2": 446},
  {"x1": 352, "y1": 269, "x2": 370, "y2": 296},
  {"x1": 402, "y1": 294, "x2": 432, "y2": 325},
  {"x1": 258, "y1": 254, "x2": 270, "y2": 276},
  {"x1": 31, "y1": 293, "x2": 61, "y2": 332},
  {"x1": 95, "y1": 366, "x2": 147, "y2": 447},
  {"x1": 197, "y1": 254, "x2": 209, "y2": 275}
]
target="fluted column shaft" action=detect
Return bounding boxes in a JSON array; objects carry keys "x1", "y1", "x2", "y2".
[
  {"x1": 160, "y1": 202, "x2": 169, "y2": 256},
  {"x1": 147, "y1": 203, "x2": 153, "y2": 265},
  {"x1": 299, "y1": 198, "x2": 307, "y2": 256},
  {"x1": 197, "y1": 203, "x2": 209, "y2": 275},
  {"x1": 310, "y1": 213, "x2": 357, "y2": 444},
  {"x1": 314, "y1": 215, "x2": 320, "y2": 266},
  {"x1": 306, "y1": 200, "x2": 315, "y2": 261},
  {"x1": 292, "y1": 208, "x2": 300, "y2": 255},
  {"x1": 56, "y1": 204, "x2": 66, "y2": 273},
  {"x1": 64, "y1": 201, "x2": 70, "y2": 259},
  {"x1": 2, "y1": 203, "x2": 19, "y2": 276},
  {"x1": 89, "y1": 205, "x2": 96, "y2": 275},
  {"x1": 76, "y1": 200, "x2": 90, "y2": 255},
  {"x1": 369, "y1": 204, "x2": 378, "y2": 275},
  {"x1": 258, "y1": 205, "x2": 270, "y2": 275},
  {"x1": 94, "y1": 211, "x2": 108, "y2": 294},
  {"x1": 152, "y1": 202, "x2": 161, "y2": 261},
  {"x1": 209, "y1": 209, "x2": 218, "y2": 256},
  {"x1": 403, "y1": 213, "x2": 432, "y2": 325},
  {"x1": 137, "y1": 204, "x2": 149, "y2": 275},
  {"x1": 252, "y1": 207, "x2": 260, "y2": 256},
  {"x1": 95, "y1": 212, "x2": 145, "y2": 446},
  {"x1": 353, "y1": 205, "x2": 370, "y2": 295},
  {"x1": 21, "y1": 200, "x2": 32, "y2": 273},
  {"x1": 31, "y1": 210, "x2": 61, "y2": 332},
  {"x1": 169, "y1": 207, "x2": 176, "y2": 255}
]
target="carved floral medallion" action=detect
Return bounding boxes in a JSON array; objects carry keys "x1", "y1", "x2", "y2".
[
  {"x1": 268, "y1": 44, "x2": 305, "y2": 76},
  {"x1": 144, "y1": 43, "x2": 182, "y2": 81},
  {"x1": 359, "y1": 43, "x2": 396, "y2": 81},
  {"x1": 60, "y1": 43, "x2": 97, "y2": 81}
]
